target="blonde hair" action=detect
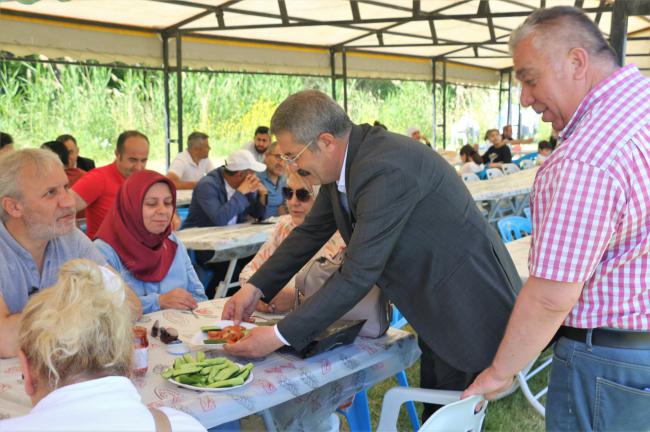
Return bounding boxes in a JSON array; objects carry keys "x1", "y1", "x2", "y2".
[
  {"x1": 19, "y1": 259, "x2": 134, "y2": 390},
  {"x1": 287, "y1": 171, "x2": 319, "y2": 197}
]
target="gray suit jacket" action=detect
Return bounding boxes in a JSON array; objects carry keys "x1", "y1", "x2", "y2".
[{"x1": 250, "y1": 124, "x2": 520, "y2": 372}]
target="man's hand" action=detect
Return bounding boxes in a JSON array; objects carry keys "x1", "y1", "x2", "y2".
[
  {"x1": 159, "y1": 288, "x2": 197, "y2": 311},
  {"x1": 222, "y1": 283, "x2": 263, "y2": 324},
  {"x1": 461, "y1": 365, "x2": 514, "y2": 400},
  {"x1": 237, "y1": 174, "x2": 263, "y2": 195},
  {"x1": 223, "y1": 326, "x2": 284, "y2": 358}
]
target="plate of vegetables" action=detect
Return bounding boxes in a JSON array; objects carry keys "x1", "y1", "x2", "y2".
[
  {"x1": 162, "y1": 352, "x2": 254, "y2": 391},
  {"x1": 188, "y1": 320, "x2": 255, "y2": 346}
]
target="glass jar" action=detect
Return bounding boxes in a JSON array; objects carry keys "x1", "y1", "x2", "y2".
[{"x1": 132, "y1": 326, "x2": 149, "y2": 377}]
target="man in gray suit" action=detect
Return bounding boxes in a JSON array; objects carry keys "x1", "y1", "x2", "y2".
[{"x1": 223, "y1": 90, "x2": 520, "y2": 418}]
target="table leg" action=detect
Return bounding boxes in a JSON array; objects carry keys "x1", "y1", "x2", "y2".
[
  {"x1": 260, "y1": 409, "x2": 278, "y2": 432},
  {"x1": 215, "y1": 258, "x2": 238, "y2": 298}
]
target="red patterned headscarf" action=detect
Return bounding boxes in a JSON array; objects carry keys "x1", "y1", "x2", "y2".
[{"x1": 95, "y1": 170, "x2": 178, "y2": 282}]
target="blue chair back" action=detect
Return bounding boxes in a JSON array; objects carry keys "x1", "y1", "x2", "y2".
[
  {"x1": 177, "y1": 207, "x2": 190, "y2": 224},
  {"x1": 523, "y1": 207, "x2": 531, "y2": 221},
  {"x1": 477, "y1": 168, "x2": 488, "y2": 180},
  {"x1": 497, "y1": 216, "x2": 532, "y2": 243},
  {"x1": 513, "y1": 152, "x2": 538, "y2": 168}
]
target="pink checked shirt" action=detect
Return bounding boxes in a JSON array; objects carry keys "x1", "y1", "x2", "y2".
[{"x1": 529, "y1": 65, "x2": 650, "y2": 330}]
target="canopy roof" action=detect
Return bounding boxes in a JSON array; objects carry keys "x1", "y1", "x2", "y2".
[{"x1": 1, "y1": 0, "x2": 649, "y2": 85}]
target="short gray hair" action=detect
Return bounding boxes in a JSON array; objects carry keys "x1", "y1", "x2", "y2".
[
  {"x1": 509, "y1": 6, "x2": 616, "y2": 63},
  {"x1": 270, "y1": 90, "x2": 352, "y2": 145},
  {"x1": 265, "y1": 141, "x2": 280, "y2": 154},
  {"x1": 187, "y1": 131, "x2": 209, "y2": 149},
  {"x1": 0, "y1": 149, "x2": 62, "y2": 221}
]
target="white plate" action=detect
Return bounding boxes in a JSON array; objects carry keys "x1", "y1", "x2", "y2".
[
  {"x1": 168, "y1": 362, "x2": 254, "y2": 392},
  {"x1": 187, "y1": 320, "x2": 257, "y2": 347}
]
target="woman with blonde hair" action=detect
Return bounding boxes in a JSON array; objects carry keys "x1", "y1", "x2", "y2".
[
  {"x1": 239, "y1": 172, "x2": 345, "y2": 313},
  {"x1": 0, "y1": 259, "x2": 205, "y2": 431}
]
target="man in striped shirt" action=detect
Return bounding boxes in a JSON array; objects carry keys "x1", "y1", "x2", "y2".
[{"x1": 464, "y1": 7, "x2": 650, "y2": 430}]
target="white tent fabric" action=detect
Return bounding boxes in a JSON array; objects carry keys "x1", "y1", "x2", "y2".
[{"x1": 0, "y1": 0, "x2": 648, "y2": 84}]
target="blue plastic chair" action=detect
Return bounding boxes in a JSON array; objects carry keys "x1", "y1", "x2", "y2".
[
  {"x1": 177, "y1": 207, "x2": 190, "y2": 224},
  {"x1": 188, "y1": 250, "x2": 214, "y2": 290},
  {"x1": 476, "y1": 168, "x2": 488, "y2": 180},
  {"x1": 497, "y1": 216, "x2": 532, "y2": 243},
  {"x1": 513, "y1": 152, "x2": 538, "y2": 168},
  {"x1": 523, "y1": 207, "x2": 531, "y2": 221},
  {"x1": 340, "y1": 305, "x2": 420, "y2": 431}
]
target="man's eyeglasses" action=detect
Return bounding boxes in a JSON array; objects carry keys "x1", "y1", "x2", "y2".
[
  {"x1": 280, "y1": 140, "x2": 312, "y2": 164},
  {"x1": 282, "y1": 187, "x2": 312, "y2": 202}
]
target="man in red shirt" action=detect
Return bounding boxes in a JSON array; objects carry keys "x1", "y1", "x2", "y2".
[{"x1": 72, "y1": 130, "x2": 149, "y2": 238}]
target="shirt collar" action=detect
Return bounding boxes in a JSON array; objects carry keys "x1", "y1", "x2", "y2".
[
  {"x1": 336, "y1": 143, "x2": 349, "y2": 194},
  {"x1": 561, "y1": 65, "x2": 639, "y2": 141}
]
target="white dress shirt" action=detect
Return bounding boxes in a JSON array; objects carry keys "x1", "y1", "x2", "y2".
[{"x1": 168, "y1": 150, "x2": 215, "y2": 182}]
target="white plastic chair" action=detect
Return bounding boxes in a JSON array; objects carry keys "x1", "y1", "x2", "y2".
[
  {"x1": 462, "y1": 172, "x2": 480, "y2": 183},
  {"x1": 502, "y1": 163, "x2": 520, "y2": 175},
  {"x1": 377, "y1": 388, "x2": 486, "y2": 432},
  {"x1": 485, "y1": 168, "x2": 504, "y2": 179},
  {"x1": 519, "y1": 159, "x2": 536, "y2": 170}
]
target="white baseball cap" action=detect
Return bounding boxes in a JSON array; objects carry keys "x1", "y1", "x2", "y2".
[{"x1": 224, "y1": 149, "x2": 266, "y2": 172}]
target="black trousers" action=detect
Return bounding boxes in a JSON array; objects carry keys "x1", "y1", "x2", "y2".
[{"x1": 418, "y1": 337, "x2": 479, "y2": 422}]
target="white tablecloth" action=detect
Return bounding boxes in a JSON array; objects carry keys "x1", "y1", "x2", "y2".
[
  {"x1": 176, "y1": 189, "x2": 193, "y2": 207},
  {"x1": 0, "y1": 298, "x2": 420, "y2": 429},
  {"x1": 506, "y1": 236, "x2": 531, "y2": 284},
  {"x1": 467, "y1": 167, "x2": 538, "y2": 202}
]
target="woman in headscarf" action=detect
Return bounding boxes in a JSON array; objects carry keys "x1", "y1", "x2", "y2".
[{"x1": 94, "y1": 170, "x2": 207, "y2": 314}]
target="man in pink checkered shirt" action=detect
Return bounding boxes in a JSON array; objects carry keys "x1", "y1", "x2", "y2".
[{"x1": 464, "y1": 7, "x2": 650, "y2": 430}]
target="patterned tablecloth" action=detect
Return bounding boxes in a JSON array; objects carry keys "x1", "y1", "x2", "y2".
[
  {"x1": 176, "y1": 189, "x2": 193, "y2": 207},
  {"x1": 505, "y1": 236, "x2": 531, "y2": 284},
  {"x1": 175, "y1": 222, "x2": 278, "y2": 262},
  {"x1": 0, "y1": 298, "x2": 420, "y2": 430},
  {"x1": 466, "y1": 167, "x2": 538, "y2": 202}
]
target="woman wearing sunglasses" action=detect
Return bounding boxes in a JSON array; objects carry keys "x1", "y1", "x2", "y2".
[{"x1": 239, "y1": 172, "x2": 344, "y2": 313}]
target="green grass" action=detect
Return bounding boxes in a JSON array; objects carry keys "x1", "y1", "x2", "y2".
[{"x1": 357, "y1": 326, "x2": 547, "y2": 431}]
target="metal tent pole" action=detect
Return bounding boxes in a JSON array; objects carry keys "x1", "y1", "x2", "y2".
[{"x1": 175, "y1": 32, "x2": 183, "y2": 153}]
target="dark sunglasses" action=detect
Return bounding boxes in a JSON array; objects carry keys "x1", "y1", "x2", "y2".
[{"x1": 282, "y1": 187, "x2": 312, "y2": 202}]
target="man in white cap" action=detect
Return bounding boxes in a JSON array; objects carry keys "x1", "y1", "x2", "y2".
[
  {"x1": 406, "y1": 126, "x2": 431, "y2": 148},
  {"x1": 182, "y1": 149, "x2": 268, "y2": 229}
]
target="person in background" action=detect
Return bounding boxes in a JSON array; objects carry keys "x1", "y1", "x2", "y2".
[
  {"x1": 0, "y1": 259, "x2": 206, "y2": 432},
  {"x1": 536, "y1": 140, "x2": 554, "y2": 164},
  {"x1": 482, "y1": 128, "x2": 512, "y2": 168},
  {"x1": 240, "y1": 172, "x2": 345, "y2": 314},
  {"x1": 56, "y1": 134, "x2": 95, "y2": 172},
  {"x1": 549, "y1": 128, "x2": 560, "y2": 149},
  {"x1": 71, "y1": 130, "x2": 149, "y2": 239},
  {"x1": 241, "y1": 125, "x2": 271, "y2": 163},
  {"x1": 94, "y1": 170, "x2": 207, "y2": 314},
  {"x1": 182, "y1": 149, "x2": 268, "y2": 230},
  {"x1": 0, "y1": 132, "x2": 14, "y2": 156},
  {"x1": 463, "y1": 7, "x2": 650, "y2": 431},
  {"x1": 406, "y1": 126, "x2": 432, "y2": 148},
  {"x1": 182, "y1": 149, "x2": 268, "y2": 298},
  {"x1": 501, "y1": 124, "x2": 534, "y2": 145},
  {"x1": 0, "y1": 149, "x2": 141, "y2": 359},
  {"x1": 257, "y1": 141, "x2": 287, "y2": 219},
  {"x1": 459, "y1": 144, "x2": 485, "y2": 174},
  {"x1": 166, "y1": 131, "x2": 214, "y2": 190},
  {"x1": 41, "y1": 141, "x2": 86, "y2": 186}
]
